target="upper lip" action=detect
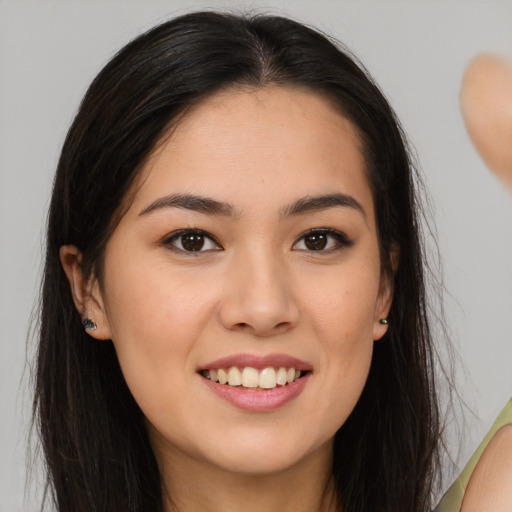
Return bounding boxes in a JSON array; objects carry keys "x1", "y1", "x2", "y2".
[{"x1": 198, "y1": 353, "x2": 312, "y2": 371}]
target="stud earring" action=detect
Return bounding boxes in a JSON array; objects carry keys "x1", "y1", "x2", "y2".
[
  {"x1": 379, "y1": 318, "x2": 388, "y2": 325},
  {"x1": 83, "y1": 318, "x2": 97, "y2": 331}
]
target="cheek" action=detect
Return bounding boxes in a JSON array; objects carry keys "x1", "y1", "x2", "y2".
[
  {"x1": 100, "y1": 255, "x2": 217, "y2": 400},
  {"x1": 301, "y1": 258, "x2": 381, "y2": 349},
  {"x1": 316, "y1": 315, "x2": 374, "y2": 434},
  {"x1": 104, "y1": 243, "x2": 213, "y2": 338},
  {"x1": 296, "y1": 260, "x2": 379, "y2": 430}
]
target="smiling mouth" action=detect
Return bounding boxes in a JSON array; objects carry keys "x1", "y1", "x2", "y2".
[{"x1": 200, "y1": 366, "x2": 307, "y2": 390}]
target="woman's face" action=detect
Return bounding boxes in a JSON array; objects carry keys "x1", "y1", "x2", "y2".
[{"x1": 88, "y1": 86, "x2": 391, "y2": 475}]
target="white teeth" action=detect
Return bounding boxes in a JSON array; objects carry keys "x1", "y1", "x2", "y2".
[
  {"x1": 227, "y1": 367, "x2": 242, "y2": 386},
  {"x1": 276, "y1": 367, "x2": 288, "y2": 386},
  {"x1": 259, "y1": 367, "x2": 277, "y2": 389},
  {"x1": 218, "y1": 368, "x2": 228, "y2": 385},
  {"x1": 242, "y1": 367, "x2": 259, "y2": 388},
  {"x1": 203, "y1": 366, "x2": 306, "y2": 389}
]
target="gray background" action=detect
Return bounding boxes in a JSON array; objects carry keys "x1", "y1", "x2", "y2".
[{"x1": 1, "y1": 1, "x2": 511, "y2": 510}]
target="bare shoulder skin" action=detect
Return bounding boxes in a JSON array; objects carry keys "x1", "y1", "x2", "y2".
[{"x1": 461, "y1": 425, "x2": 512, "y2": 511}]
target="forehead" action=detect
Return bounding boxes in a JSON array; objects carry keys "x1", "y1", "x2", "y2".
[{"x1": 128, "y1": 86, "x2": 373, "y2": 220}]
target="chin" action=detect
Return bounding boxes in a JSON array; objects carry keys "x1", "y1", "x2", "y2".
[{"x1": 196, "y1": 428, "x2": 333, "y2": 477}]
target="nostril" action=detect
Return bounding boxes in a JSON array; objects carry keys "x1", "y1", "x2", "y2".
[{"x1": 233, "y1": 321, "x2": 291, "y2": 334}]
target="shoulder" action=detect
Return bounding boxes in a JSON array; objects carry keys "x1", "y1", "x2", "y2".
[{"x1": 461, "y1": 424, "x2": 512, "y2": 512}]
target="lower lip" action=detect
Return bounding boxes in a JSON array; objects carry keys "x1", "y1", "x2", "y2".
[{"x1": 200, "y1": 373, "x2": 310, "y2": 412}]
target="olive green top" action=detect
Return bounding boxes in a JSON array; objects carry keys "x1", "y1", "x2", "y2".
[{"x1": 434, "y1": 398, "x2": 512, "y2": 512}]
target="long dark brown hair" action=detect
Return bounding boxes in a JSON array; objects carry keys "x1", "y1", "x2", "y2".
[{"x1": 34, "y1": 11, "x2": 442, "y2": 512}]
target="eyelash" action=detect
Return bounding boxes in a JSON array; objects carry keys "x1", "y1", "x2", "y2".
[
  {"x1": 161, "y1": 228, "x2": 353, "y2": 254},
  {"x1": 293, "y1": 228, "x2": 354, "y2": 253},
  {"x1": 161, "y1": 229, "x2": 222, "y2": 254}
]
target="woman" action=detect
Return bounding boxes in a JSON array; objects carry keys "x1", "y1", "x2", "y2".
[{"x1": 34, "y1": 11, "x2": 442, "y2": 512}]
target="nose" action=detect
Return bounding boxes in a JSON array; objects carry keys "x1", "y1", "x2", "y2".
[{"x1": 218, "y1": 250, "x2": 300, "y2": 337}]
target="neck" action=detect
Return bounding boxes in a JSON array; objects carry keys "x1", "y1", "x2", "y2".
[{"x1": 157, "y1": 441, "x2": 338, "y2": 512}]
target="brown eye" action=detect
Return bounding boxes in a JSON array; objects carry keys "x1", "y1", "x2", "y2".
[
  {"x1": 304, "y1": 233, "x2": 328, "y2": 251},
  {"x1": 164, "y1": 229, "x2": 221, "y2": 253},
  {"x1": 181, "y1": 233, "x2": 205, "y2": 251},
  {"x1": 293, "y1": 228, "x2": 354, "y2": 253}
]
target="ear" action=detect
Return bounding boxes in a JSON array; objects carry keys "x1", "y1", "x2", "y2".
[
  {"x1": 373, "y1": 245, "x2": 399, "y2": 341},
  {"x1": 59, "y1": 245, "x2": 112, "y2": 340}
]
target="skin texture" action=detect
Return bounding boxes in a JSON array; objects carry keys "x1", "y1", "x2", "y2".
[
  {"x1": 458, "y1": 54, "x2": 512, "y2": 512},
  {"x1": 461, "y1": 426, "x2": 512, "y2": 512},
  {"x1": 61, "y1": 86, "x2": 392, "y2": 512},
  {"x1": 460, "y1": 53, "x2": 512, "y2": 191}
]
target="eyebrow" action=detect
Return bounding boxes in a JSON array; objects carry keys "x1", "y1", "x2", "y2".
[
  {"x1": 139, "y1": 193, "x2": 238, "y2": 217},
  {"x1": 138, "y1": 192, "x2": 365, "y2": 219},
  {"x1": 281, "y1": 193, "x2": 366, "y2": 219}
]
